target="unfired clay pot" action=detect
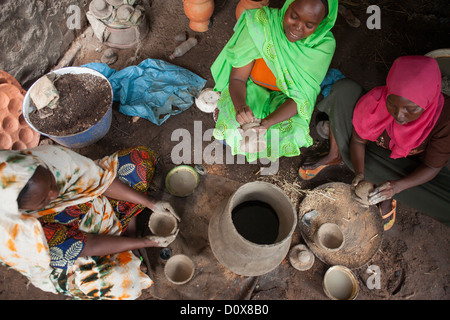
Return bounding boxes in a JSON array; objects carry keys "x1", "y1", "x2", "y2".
[
  {"x1": 354, "y1": 180, "x2": 375, "y2": 205},
  {"x1": 148, "y1": 212, "x2": 178, "y2": 237},
  {"x1": 236, "y1": 0, "x2": 269, "y2": 20},
  {"x1": 164, "y1": 254, "x2": 195, "y2": 285},
  {"x1": 208, "y1": 181, "x2": 297, "y2": 276},
  {"x1": 182, "y1": 0, "x2": 214, "y2": 32}
]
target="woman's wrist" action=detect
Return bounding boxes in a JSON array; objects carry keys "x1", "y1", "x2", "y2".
[
  {"x1": 144, "y1": 197, "x2": 157, "y2": 210},
  {"x1": 355, "y1": 172, "x2": 365, "y2": 179},
  {"x1": 390, "y1": 179, "x2": 405, "y2": 195},
  {"x1": 260, "y1": 118, "x2": 273, "y2": 129},
  {"x1": 234, "y1": 103, "x2": 247, "y2": 110}
]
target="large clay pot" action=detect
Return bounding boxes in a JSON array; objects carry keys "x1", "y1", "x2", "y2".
[
  {"x1": 182, "y1": 0, "x2": 214, "y2": 32},
  {"x1": 208, "y1": 181, "x2": 297, "y2": 276},
  {"x1": 236, "y1": 0, "x2": 269, "y2": 20}
]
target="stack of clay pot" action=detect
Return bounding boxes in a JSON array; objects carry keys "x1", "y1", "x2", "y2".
[
  {"x1": 87, "y1": 0, "x2": 148, "y2": 48},
  {"x1": 0, "y1": 71, "x2": 40, "y2": 150}
]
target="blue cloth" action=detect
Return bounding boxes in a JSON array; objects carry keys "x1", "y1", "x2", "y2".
[
  {"x1": 83, "y1": 59, "x2": 206, "y2": 125},
  {"x1": 320, "y1": 68, "x2": 345, "y2": 98}
]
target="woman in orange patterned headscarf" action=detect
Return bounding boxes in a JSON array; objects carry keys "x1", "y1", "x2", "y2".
[{"x1": 0, "y1": 145, "x2": 178, "y2": 299}]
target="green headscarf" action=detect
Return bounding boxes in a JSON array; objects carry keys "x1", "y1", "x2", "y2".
[{"x1": 211, "y1": 0, "x2": 338, "y2": 118}]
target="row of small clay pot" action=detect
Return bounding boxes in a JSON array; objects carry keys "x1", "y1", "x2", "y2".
[
  {"x1": 89, "y1": 0, "x2": 144, "y2": 27},
  {"x1": 90, "y1": 0, "x2": 269, "y2": 33}
]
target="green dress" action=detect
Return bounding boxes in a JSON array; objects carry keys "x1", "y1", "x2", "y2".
[{"x1": 212, "y1": 0, "x2": 338, "y2": 162}]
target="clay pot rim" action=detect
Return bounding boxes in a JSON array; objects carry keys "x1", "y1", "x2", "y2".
[
  {"x1": 323, "y1": 265, "x2": 359, "y2": 300},
  {"x1": 148, "y1": 211, "x2": 178, "y2": 236}
]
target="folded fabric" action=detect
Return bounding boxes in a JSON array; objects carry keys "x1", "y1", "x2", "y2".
[
  {"x1": 29, "y1": 74, "x2": 59, "y2": 110},
  {"x1": 83, "y1": 59, "x2": 206, "y2": 125},
  {"x1": 320, "y1": 68, "x2": 345, "y2": 98}
]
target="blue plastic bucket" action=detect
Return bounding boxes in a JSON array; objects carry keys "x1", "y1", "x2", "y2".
[{"x1": 22, "y1": 67, "x2": 113, "y2": 148}]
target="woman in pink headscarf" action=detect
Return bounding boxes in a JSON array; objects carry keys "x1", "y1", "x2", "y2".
[{"x1": 299, "y1": 56, "x2": 450, "y2": 230}]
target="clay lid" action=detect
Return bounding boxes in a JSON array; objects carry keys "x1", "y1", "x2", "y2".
[
  {"x1": 0, "y1": 82, "x2": 40, "y2": 150},
  {"x1": 289, "y1": 244, "x2": 315, "y2": 271},
  {"x1": 195, "y1": 88, "x2": 220, "y2": 113},
  {"x1": 105, "y1": 0, "x2": 123, "y2": 6},
  {"x1": 89, "y1": 0, "x2": 113, "y2": 20},
  {"x1": 116, "y1": 4, "x2": 134, "y2": 21}
]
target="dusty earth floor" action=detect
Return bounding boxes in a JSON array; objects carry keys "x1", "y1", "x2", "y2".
[{"x1": 1, "y1": 0, "x2": 449, "y2": 301}]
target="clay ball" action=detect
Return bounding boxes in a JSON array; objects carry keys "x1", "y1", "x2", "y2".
[{"x1": 354, "y1": 181, "x2": 375, "y2": 205}]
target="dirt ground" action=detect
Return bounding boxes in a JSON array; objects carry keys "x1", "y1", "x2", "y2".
[{"x1": 1, "y1": 0, "x2": 449, "y2": 301}]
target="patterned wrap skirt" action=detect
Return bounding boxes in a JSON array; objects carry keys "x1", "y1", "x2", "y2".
[{"x1": 38, "y1": 146, "x2": 157, "y2": 299}]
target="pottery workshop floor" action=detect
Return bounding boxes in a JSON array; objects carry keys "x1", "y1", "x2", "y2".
[{"x1": 1, "y1": 0, "x2": 449, "y2": 301}]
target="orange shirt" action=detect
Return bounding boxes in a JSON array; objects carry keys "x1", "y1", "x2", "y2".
[{"x1": 250, "y1": 58, "x2": 280, "y2": 91}]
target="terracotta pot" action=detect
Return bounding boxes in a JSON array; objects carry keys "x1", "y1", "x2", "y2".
[
  {"x1": 0, "y1": 75, "x2": 40, "y2": 150},
  {"x1": 183, "y1": 0, "x2": 214, "y2": 32},
  {"x1": 236, "y1": 0, "x2": 269, "y2": 20}
]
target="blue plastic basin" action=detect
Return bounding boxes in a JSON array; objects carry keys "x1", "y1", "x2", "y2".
[{"x1": 22, "y1": 67, "x2": 113, "y2": 149}]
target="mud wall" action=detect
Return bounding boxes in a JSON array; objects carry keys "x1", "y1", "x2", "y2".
[{"x1": 0, "y1": 0, "x2": 88, "y2": 87}]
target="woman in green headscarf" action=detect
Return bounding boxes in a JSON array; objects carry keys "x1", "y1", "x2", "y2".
[{"x1": 212, "y1": 0, "x2": 338, "y2": 162}]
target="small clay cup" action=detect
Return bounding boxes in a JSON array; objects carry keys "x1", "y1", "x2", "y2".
[
  {"x1": 148, "y1": 212, "x2": 178, "y2": 237},
  {"x1": 164, "y1": 254, "x2": 195, "y2": 285},
  {"x1": 315, "y1": 223, "x2": 344, "y2": 252}
]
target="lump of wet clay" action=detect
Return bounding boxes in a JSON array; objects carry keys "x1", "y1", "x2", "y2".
[
  {"x1": 354, "y1": 181, "x2": 375, "y2": 205},
  {"x1": 239, "y1": 121, "x2": 267, "y2": 153}
]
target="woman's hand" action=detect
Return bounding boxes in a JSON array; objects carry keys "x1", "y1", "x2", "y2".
[
  {"x1": 365, "y1": 164, "x2": 442, "y2": 205},
  {"x1": 235, "y1": 104, "x2": 256, "y2": 125},
  {"x1": 258, "y1": 118, "x2": 272, "y2": 133},
  {"x1": 229, "y1": 62, "x2": 255, "y2": 125},
  {"x1": 368, "y1": 181, "x2": 397, "y2": 205},
  {"x1": 351, "y1": 173, "x2": 365, "y2": 190},
  {"x1": 151, "y1": 200, "x2": 180, "y2": 222},
  {"x1": 146, "y1": 229, "x2": 179, "y2": 247}
]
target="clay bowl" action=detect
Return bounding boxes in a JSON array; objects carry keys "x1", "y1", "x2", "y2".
[
  {"x1": 165, "y1": 165, "x2": 200, "y2": 197},
  {"x1": 323, "y1": 265, "x2": 359, "y2": 300}
]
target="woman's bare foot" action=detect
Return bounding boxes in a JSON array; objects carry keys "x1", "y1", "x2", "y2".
[{"x1": 378, "y1": 199, "x2": 392, "y2": 215}]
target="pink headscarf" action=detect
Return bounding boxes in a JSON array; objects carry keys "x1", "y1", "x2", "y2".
[{"x1": 352, "y1": 55, "x2": 444, "y2": 159}]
